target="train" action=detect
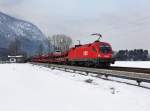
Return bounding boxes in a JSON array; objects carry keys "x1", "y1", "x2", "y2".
[{"x1": 31, "y1": 39, "x2": 115, "y2": 68}]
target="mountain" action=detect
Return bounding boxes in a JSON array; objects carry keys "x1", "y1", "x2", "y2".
[{"x1": 0, "y1": 11, "x2": 48, "y2": 56}]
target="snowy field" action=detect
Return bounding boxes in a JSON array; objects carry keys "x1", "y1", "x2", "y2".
[
  {"x1": 0, "y1": 63, "x2": 150, "y2": 111},
  {"x1": 112, "y1": 61, "x2": 150, "y2": 68}
]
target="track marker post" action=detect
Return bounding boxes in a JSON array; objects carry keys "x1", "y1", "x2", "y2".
[
  {"x1": 104, "y1": 74, "x2": 109, "y2": 79},
  {"x1": 137, "y1": 80, "x2": 141, "y2": 86},
  {"x1": 85, "y1": 71, "x2": 89, "y2": 76}
]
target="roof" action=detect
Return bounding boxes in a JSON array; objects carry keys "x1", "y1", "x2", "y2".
[{"x1": 8, "y1": 55, "x2": 24, "y2": 58}]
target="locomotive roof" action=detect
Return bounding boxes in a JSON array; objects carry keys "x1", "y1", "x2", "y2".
[{"x1": 72, "y1": 41, "x2": 110, "y2": 49}]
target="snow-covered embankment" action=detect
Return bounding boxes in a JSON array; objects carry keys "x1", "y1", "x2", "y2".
[{"x1": 0, "y1": 63, "x2": 150, "y2": 111}]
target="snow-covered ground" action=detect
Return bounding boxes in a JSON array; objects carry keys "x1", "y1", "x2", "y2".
[
  {"x1": 0, "y1": 63, "x2": 150, "y2": 111},
  {"x1": 112, "y1": 61, "x2": 150, "y2": 68}
]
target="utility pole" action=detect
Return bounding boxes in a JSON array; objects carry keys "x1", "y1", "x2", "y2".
[{"x1": 77, "y1": 40, "x2": 81, "y2": 45}]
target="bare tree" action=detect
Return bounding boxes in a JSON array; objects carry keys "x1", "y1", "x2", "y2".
[
  {"x1": 37, "y1": 43, "x2": 44, "y2": 55},
  {"x1": 47, "y1": 36, "x2": 52, "y2": 53},
  {"x1": 8, "y1": 38, "x2": 21, "y2": 55},
  {"x1": 51, "y1": 34, "x2": 73, "y2": 52}
]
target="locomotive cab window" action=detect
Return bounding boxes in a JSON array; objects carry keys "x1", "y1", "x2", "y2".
[{"x1": 100, "y1": 45, "x2": 111, "y2": 53}]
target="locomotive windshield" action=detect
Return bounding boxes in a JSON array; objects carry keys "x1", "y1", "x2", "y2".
[{"x1": 100, "y1": 45, "x2": 111, "y2": 53}]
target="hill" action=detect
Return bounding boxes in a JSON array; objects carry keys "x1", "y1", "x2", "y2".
[{"x1": 0, "y1": 11, "x2": 48, "y2": 56}]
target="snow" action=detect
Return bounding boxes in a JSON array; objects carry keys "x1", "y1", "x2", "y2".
[
  {"x1": 0, "y1": 63, "x2": 150, "y2": 111},
  {"x1": 112, "y1": 61, "x2": 150, "y2": 68}
]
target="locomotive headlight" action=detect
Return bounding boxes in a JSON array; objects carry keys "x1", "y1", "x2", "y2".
[{"x1": 98, "y1": 54, "x2": 101, "y2": 57}]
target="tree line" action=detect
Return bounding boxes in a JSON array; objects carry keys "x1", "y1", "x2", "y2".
[
  {"x1": 47, "y1": 34, "x2": 73, "y2": 53},
  {"x1": 37, "y1": 34, "x2": 73, "y2": 55},
  {"x1": 115, "y1": 49, "x2": 150, "y2": 61}
]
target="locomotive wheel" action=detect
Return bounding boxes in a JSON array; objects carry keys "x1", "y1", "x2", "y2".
[
  {"x1": 85, "y1": 61, "x2": 92, "y2": 67},
  {"x1": 70, "y1": 61, "x2": 75, "y2": 66},
  {"x1": 101, "y1": 63, "x2": 110, "y2": 68},
  {"x1": 95, "y1": 63, "x2": 110, "y2": 68}
]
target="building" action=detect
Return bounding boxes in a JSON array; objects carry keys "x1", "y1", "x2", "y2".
[{"x1": 8, "y1": 55, "x2": 25, "y2": 63}]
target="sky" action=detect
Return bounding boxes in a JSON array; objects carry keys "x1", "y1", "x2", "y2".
[{"x1": 0, "y1": 0, "x2": 150, "y2": 51}]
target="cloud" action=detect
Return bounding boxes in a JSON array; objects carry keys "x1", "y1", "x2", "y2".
[
  {"x1": 0, "y1": 0, "x2": 24, "y2": 6},
  {"x1": 0, "y1": 0, "x2": 150, "y2": 51}
]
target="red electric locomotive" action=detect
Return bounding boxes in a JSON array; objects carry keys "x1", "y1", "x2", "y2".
[{"x1": 67, "y1": 40, "x2": 115, "y2": 67}]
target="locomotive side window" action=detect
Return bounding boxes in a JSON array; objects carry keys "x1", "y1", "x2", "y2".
[{"x1": 100, "y1": 45, "x2": 111, "y2": 53}]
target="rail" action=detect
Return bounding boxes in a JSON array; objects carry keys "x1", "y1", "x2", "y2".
[{"x1": 109, "y1": 66, "x2": 150, "y2": 74}]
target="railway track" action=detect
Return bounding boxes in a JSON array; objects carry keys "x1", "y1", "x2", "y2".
[
  {"x1": 109, "y1": 66, "x2": 150, "y2": 74},
  {"x1": 31, "y1": 62, "x2": 150, "y2": 87}
]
